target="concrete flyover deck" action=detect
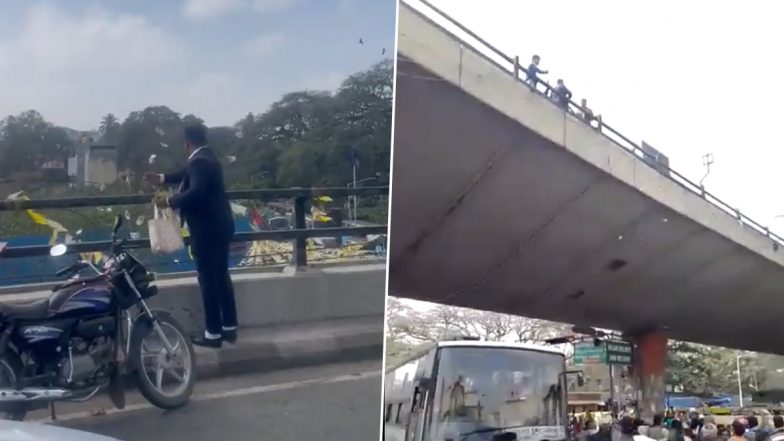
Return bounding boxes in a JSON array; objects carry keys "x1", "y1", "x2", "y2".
[{"x1": 389, "y1": 2, "x2": 784, "y2": 353}]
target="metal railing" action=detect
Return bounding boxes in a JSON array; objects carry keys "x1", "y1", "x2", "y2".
[
  {"x1": 0, "y1": 186, "x2": 389, "y2": 268},
  {"x1": 405, "y1": 0, "x2": 784, "y2": 249}
]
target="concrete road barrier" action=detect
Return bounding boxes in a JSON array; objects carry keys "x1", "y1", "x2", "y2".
[{"x1": 0, "y1": 262, "x2": 387, "y2": 374}]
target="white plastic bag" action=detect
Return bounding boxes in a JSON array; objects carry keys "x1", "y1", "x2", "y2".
[{"x1": 148, "y1": 205, "x2": 184, "y2": 254}]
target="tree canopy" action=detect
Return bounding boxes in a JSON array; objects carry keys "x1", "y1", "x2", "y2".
[
  {"x1": 0, "y1": 60, "x2": 392, "y2": 236},
  {"x1": 665, "y1": 340, "x2": 768, "y2": 396},
  {"x1": 0, "y1": 59, "x2": 391, "y2": 190},
  {"x1": 385, "y1": 297, "x2": 570, "y2": 366}
]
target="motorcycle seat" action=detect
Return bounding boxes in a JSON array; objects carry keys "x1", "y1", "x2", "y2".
[{"x1": 0, "y1": 298, "x2": 51, "y2": 321}]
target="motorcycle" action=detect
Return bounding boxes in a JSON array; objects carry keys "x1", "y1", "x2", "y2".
[{"x1": 0, "y1": 215, "x2": 196, "y2": 420}]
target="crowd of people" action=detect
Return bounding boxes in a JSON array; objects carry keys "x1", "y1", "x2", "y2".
[
  {"x1": 524, "y1": 54, "x2": 602, "y2": 129},
  {"x1": 569, "y1": 412, "x2": 784, "y2": 441}
]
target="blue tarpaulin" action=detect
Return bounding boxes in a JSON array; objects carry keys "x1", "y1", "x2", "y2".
[
  {"x1": 663, "y1": 394, "x2": 738, "y2": 409},
  {"x1": 0, "y1": 218, "x2": 253, "y2": 287}
]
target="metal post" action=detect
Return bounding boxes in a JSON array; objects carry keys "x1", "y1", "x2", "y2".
[
  {"x1": 609, "y1": 362, "x2": 616, "y2": 420},
  {"x1": 737, "y1": 355, "x2": 744, "y2": 407},
  {"x1": 514, "y1": 55, "x2": 520, "y2": 79},
  {"x1": 352, "y1": 158, "x2": 358, "y2": 223},
  {"x1": 293, "y1": 196, "x2": 307, "y2": 268}
]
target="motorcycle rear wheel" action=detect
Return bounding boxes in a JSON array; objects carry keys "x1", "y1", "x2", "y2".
[
  {"x1": 130, "y1": 312, "x2": 196, "y2": 410},
  {"x1": 0, "y1": 352, "x2": 29, "y2": 421}
]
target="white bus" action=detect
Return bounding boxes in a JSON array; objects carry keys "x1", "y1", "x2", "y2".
[{"x1": 384, "y1": 340, "x2": 569, "y2": 441}]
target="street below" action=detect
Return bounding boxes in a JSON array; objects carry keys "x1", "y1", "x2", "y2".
[{"x1": 33, "y1": 359, "x2": 382, "y2": 441}]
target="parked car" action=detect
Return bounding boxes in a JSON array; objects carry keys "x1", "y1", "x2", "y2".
[{"x1": 0, "y1": 420, "x2": 122, "y2": 440}]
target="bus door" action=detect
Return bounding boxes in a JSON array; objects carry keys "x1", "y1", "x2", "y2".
[{"x1": 404, "y1": 350, "x2": 436, "y2": 441}]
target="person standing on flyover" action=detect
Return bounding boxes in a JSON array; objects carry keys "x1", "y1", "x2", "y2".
[
  {"x1": 526, "y1": 54, "x2": 549, "y2": 90},
  {"x1": 145, "y1": 123, "x2": 238, "y2": 349},
  {"x1": 550, "y1": 79, "x2": 573, "y2": 110}
]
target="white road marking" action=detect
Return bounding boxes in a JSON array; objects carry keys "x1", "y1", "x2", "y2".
[{"x1": 35, "y1": 370, "x2": 381, "y2": 424}]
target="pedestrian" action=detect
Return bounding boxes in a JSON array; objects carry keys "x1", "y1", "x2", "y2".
[
  {"x1": 649, "y1": 414, "x2": 671, "y2": 441},
  {"x1": 526, "y1": 54, "x2": 549, "y2": 90},
  {"x1": 769, "y1": 415, "x2": 784, "y2": 441},
  {"x1": 550, "y1": 79, "x2": 573, "y2": 110},
  {"x1": 590, "y1": 424, "x2": 613, "y2": 441},
  {"x1": 718, "y1": 426, "x2": 731, "y2": 441},
  {"x1": 745, "y1": 417, "x2": 761, "y2": 441},
  {"x1": 756, "y1": 416, "x2": 772, "y2": 441},
  {"x1": 702, "y1": 416, "x2": 719, "y2": 441},
  {"x1": 145, "y1": 123, "x2": 238, "y2": 349},
  {"x1": 732, "y1": 420, "x2": 749, "y2": 441},
  {"x1": 690, "y1": 418, "x2": 703, "y2": 441},
  {"x1": 670, "y1": 419, "x2": 688, "y2": 441},
  {"x1": 586, "y1": 421, "x2": 599, "y2": 437}
]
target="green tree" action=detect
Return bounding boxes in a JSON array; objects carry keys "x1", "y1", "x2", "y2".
[
  {"x1": 666, "y1": 341, "x2": 766, "y2": 396},
  {"x1": 117, "y1": 106, "x2": 186, "y2": 185},
  {"x1": 99, "y1": 113, "x2": 121, "y2": 144},
  {"x1": 0, "y1": 110, "x2": 73, "y2": 180}
]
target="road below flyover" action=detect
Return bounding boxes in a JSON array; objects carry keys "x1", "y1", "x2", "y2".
[{"x1": 32, "y1": 360, "x2": 382, "y2": 441}]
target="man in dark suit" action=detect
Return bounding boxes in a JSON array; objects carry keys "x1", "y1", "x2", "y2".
[{"x1": 144, "y1": 123, "x2": 237, "y2": 349}]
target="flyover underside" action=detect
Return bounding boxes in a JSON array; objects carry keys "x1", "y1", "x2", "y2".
[{"x1": 389, "y1": 58, "x2": 784, "y2": 354}]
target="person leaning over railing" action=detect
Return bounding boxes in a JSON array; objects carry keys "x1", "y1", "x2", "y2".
[
  {"x1": 549, "y1": 79, "x2": 573, "y2": 110},
  {"x1": 579, "y1": 98, "x2": 603, "y2": 130}
]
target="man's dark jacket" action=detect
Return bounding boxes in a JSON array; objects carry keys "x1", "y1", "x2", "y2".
[{"x1": 165, "y1": 147, "x2": 234, "y2": 248}]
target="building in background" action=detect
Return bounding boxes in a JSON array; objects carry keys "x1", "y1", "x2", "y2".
[{"x1": 83, "y1": 144, "x2": 118, "y2": 185}]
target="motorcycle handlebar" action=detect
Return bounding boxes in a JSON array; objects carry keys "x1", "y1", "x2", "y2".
[{"x1": 55, "y1": 261, "x2": 88, "y2": 278}]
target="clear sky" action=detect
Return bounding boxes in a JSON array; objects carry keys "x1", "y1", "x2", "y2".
[
  {"x1": 408, "y1": 0, "x2": 784, "y2": 235},
  {"x1": 0, "y1": 0, "x2": 396, "y2": 130}
]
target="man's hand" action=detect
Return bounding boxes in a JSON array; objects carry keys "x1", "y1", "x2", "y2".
[
  {"x1": 144, "y1": 173, "x2": 163, "y2": 186},
  {"x1": 153, "y1": 195, "x2": 169, "y2": 208}
]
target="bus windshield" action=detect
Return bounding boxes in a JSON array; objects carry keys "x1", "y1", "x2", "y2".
[{"x1": 429, "y1": 346, "x2": 566, "y2": 441}]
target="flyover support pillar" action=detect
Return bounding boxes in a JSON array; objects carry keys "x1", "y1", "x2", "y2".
[{"x1": 633, "y1": 332, "x2": 668, "y2": 421}]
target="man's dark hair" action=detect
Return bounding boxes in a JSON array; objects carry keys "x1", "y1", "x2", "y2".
[
  {"x1": 653, "y1": 413, "x2": 664, "y2": 426},
  {"x1": 774, "y1": 415, "x2": 784, "y2": 429},
  {"x1": 733, "y1": 420, "x2": 747, "y2": 436},
  {"x1": 748, "y1": 416, "x2": 759, "y2": 428},
  {"x1": 184, "y1": 124, "x2": 208, "y2": 147},
  {"x1": 620, "y1": 416, "x2": 636, "y2": 435}
]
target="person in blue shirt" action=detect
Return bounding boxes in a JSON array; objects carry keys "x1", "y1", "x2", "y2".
[
  {"x1": 526, "y1": 54, "x2": 548, "y2": 90},
  {"x1": 550, "y1": 79, "x2": 573, "y2": 109}
]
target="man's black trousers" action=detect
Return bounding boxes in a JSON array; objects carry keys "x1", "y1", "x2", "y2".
[{"x1": 191, "y1": 238, "x2": 238, "y2": 336}]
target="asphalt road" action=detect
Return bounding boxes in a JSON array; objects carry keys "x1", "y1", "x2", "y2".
[{"x1": 40, "y1": 360, "x2": 383, "y2": 441}]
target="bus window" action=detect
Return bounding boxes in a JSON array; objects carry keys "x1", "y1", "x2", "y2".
[{"x1": 429, "y1": 346, "x2": 566, "y2": 441}]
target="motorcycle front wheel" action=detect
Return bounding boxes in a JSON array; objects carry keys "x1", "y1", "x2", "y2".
[{"x1": 129, "y1": 312, "x2": 196, "y2": 410}]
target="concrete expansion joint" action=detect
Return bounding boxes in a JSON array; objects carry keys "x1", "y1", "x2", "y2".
[{"x1": 391, "y1": 144, "x2": 507, "y2": 274}]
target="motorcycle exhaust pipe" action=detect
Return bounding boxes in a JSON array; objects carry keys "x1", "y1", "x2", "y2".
[{"x1": 0, "y1": 388, "x2": 72, "y2": 402}]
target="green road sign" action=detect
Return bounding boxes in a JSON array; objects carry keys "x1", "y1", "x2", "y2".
[
  {"x1": 605, "y1": 340, "x2": 633, "y2": 366},
  {"x1": 573, "y1": 342, "x2": 606, "y2": 365},
  {"x1": 573, "y1": 340, "x2": 634, "y2": 366}
]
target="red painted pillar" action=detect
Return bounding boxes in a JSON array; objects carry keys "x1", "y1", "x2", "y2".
[{"x1": 634, "y1": 332, "x2": 668, "y2": 420}]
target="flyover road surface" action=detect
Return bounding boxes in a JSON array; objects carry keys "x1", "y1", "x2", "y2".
[{"x1": 29, "y1": 360, "x2": 383, "y2": 441}]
